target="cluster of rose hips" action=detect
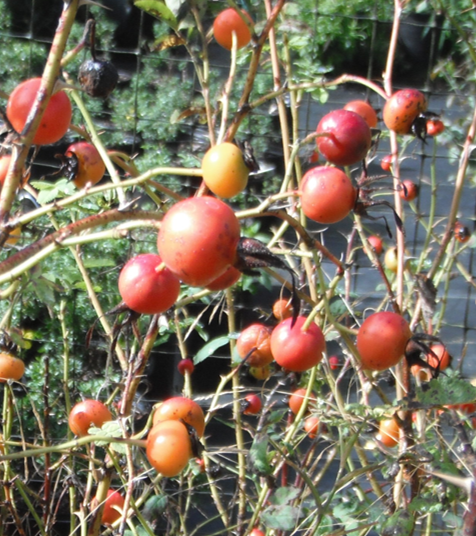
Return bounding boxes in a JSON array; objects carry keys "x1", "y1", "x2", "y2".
[{"x1": 67, "y1": 395, "x2": 205, "y2": 525}]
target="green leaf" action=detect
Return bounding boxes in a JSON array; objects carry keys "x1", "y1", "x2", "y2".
[
  {"x1": 37, "y1": 187, "x2": 60, "y2": 205},
  {"x1": 142, "y1": 494, "x2": 168, "y2": 520},
  {"x1": 30, "y1": 180, "x2": 56, "y2": 190},
  {"x1": 409, "y1": 496, "x2": 443, "y2": 514},
  {"x1": 248, "y1": 433, "x2": 273, "y2": 475},
  {"x1": 415, "y1": 373, "x2": 476, "y2": 407},
  {"x1": 82, "y1": 257, "x2": 116, "y2": 269},
  {"x1": 381, "y1": 510, "x2": 414, "y2": 536},
  {"x1": 193, "y1": 335, "x2": 230, "y2": 364},
  {"x1": 30, "y1": 277, "x2": 56, "y2": 307},
  {"x1": 123, "y1": 529, "x2": 150, "y2": 536},
  {"x1": 270, "y1": 486, "x2": 301, "y2": 505},
  {"x1": 135, "y1": 0, "x2": 178, "y2": 29},
  {"x1": 261, "y1": 504, "x2": 302, "y2": 530},
  {"x1": 88, "y1": 421, "x2": 127, "y2": 453}
]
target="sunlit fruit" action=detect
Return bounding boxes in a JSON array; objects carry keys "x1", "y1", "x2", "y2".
[
  {"x1": 92, "y1": 489, "x2": 125, "y2": 526},
  {"x1": 300, "y1": 166, "x2": 356, "y2": 224},
  {"x1": 152, "y1": 396, "x2": 205, "y2": 438},
  {"x1": 68, "y1": 399, "x2": 112, "y2": 436},
  {"x1": 205, "y1": 265, "x2": 241, "y2": 291},
  {"x1": 316, "y1": 109, "x2": 372, "y2": 166},
  {"x1": 0, "y1": 352, "x2": 25, "y2": 382},
  {"x1": 271, "y1": 316, "x2": 326, "y2": 372},
  {"x1": 399, "y1": 179, "x2": 419, "y2": 202},
  {"x1": 236, "y1": 323, "x2": 274, "y2": 367},
  {"x1": 202, "y1": 142, "x2": 249, "y2": 198},
  {"x1": 357, "y1": 312, "x2": 412, "y2": 371},
  {"x1": 7, "y1": 77, "x2": 72, "y2": 145},
  {"x1": 118, "y1": 253, "x2": 180, "y2": 315},
  {"x1": 343, "y1": 100, "x2": 378, "y2": 128},
  {"x1": 157, "y1": 196, "x2": 240, "y2": 287},
  {"x1": 272, "y1": 298, "x2": 293, "y2": 321},
  {"x1": 288, "y1": 387, "x2": 316, "y2": 415},
  {"x1": 304, "y1": 416, "x2": 320, "y2": 439},
  {"x1": 383, "y1": 89, "x2": 427, "y2": 135},
  {"x1": 213, "y1": 8, "x2": 253, "y2": 50},
  {"x1": 378, "y1": 418, "x2": 400, "y2": 447},
  {"x1": 243, "y1": 394, "x2": 262, "y2": 415},
  {"x1": 64, "y1": 142, "x2": 106, "y2": 188},
  {"x1": 367, "y1": 235, "x2": 383, "y2": 255},
  {"x1": 146, "y1": 420, "x2": 193, "y2": 477}
]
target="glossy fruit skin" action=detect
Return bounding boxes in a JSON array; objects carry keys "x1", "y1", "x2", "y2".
[
  {"x1": 205, "y1": 265, "x2": 241, "y2": 291},
  {"x1": 202, "y1": 143, "x2": 249, "y2": 198},
  {"x1": 383, "y1": 89, "x2": 427, "y2": 135},
  {"x1": 343, "y1": 100, "x2": 378, "y2": 128},
  {"x1": 384, "y1": 247, "x2": 410, "y2": 273},
  {"x1": 65, "y1": 142, "x2": 106, "y2": 188},
  {"x1": 454, "y1": 221, "x2": 471, "y2": 243},
  {"x1": 243, "y1": 394, "x2": 262, "y2": 415},
  {"x1": 316, "y1": 109, "x2": 372, "y2": 166},
  {"x1": 378, "y1": 418, "x2": 400, "y2": 447},
  {"x1": 250, "y1": 529, "x2": 265, "y2": 536},
  {"x1": 271, "y1": 316, "x2": 326, "y2": 372},
  {"x1": 152, "y1": 396, "x2": 205, "y2": 438},
  {"x1": 177, "y1": 358, "x2": 195, "y2": 375},
  {"x1": 288, "y1": 387, "x2": 316, "y2": 415},
  {"x1": 384, "y1": 247, "x2": 397, "y2": 272},
  {"x1": 94, "y1": 489, "x2": 125, "y2": 525},
  {"x1": 357, "y1": 312, "x2": 412, "y2": 371},
  {"x1": 304, "y1": 416, "x2": 320, "y2": 439},
  {"x1": 399, "y1": 179, "x2": 419, "y2": 201},
  {"x1": 146, "y1": 420, "x2": 192, "y2": 477},
  {"x1": 426, "y1": 118, "x2": 445, "y2": 136},
  {"x1": 236, "y1": 323, "x2": 274, "y2": 367},
  {"x1": 272, "y1": 298, "x2": 293, "y2": 321},
  {"x1": 0, "y1": 352, "x2": 25, "y2": 382},
  {"x1": 301, "y1": 166, "x2": 356, "y2": 224},
  {"x1": 157, "y1": 196, "x2": 240, "y2": 287},
  {"x1": 380, "y1": 154, "x2": 393, "y2": 172},
  {"x1": 68, "y1": 399, "x2": 112, "y2": 436},
  {"x1": 367, "y1": 235, "x2": 383, "y2": 255},
  {"x1": 213, "y1": 8, "x2": 252, "y2": 50},
  {"x1": 118, "y1": 253, "x2": 180, "y2": 315},
  {"x1": 7, "y1": 78, "x2": 72, "y2": 145}
]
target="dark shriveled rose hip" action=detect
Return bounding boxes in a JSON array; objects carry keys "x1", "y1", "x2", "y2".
[{"x1": 78, "y1": 59, "x2": 118, "y2": 99}]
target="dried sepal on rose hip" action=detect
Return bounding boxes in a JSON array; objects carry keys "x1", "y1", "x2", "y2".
[
  {"x1": 405, "y1": 333, "x2": 450, "y2": 380},
  {"x1": 233, "y1": 237, "x2": 300, "y2": 326},
  {"x1": 55, "y1": 142, "x2": 106, "y2": 189}
]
